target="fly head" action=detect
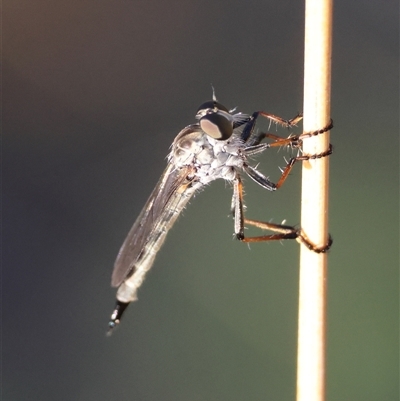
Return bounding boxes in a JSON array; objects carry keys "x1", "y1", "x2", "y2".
[{"x1": 196, "y1": 100, "x2": 235, "y2": 141}]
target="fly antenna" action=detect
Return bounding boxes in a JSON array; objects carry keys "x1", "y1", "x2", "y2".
[{"x1": 211, "y1": 84, "x2": 217, "y2": 102}]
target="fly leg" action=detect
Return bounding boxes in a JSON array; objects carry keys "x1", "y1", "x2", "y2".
[
  {"x1": 249, "y1": 116, "x2": 332, "y2": 149},
  {"x1": 242, "y1": 218, "x2": 332, "y2": 253},
  {"x1": 273, "y1": 143, "x2": 333, "y2": 189},
  {"x1": 232, "y1": 175, "x2": 332, "y2": 253},
  {"x1": 241, "y1": 111, "x2": 303, "y2": 144},
  {"x1": 244, "y1": 119, "x2": 333, "y2": 189},
  {"x1": 261, "y1": 118, "x2": 333, "y2": 149}
]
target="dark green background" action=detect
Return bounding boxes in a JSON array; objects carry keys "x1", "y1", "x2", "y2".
[{"x1": 4, "y1": 1, "x2": 398, "y2": 400}]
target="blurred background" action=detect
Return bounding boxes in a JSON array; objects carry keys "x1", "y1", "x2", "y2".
[{"x1": 3, "y1": 1, "x2": 398, "y2": 400}]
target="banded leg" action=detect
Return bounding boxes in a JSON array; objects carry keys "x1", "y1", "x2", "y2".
[
  {"x1": 248, "y1": 117, "x2": 332, "y2": 149},
  {"x1": 241, "y1": 111, "x2": 303, "y2": 145},
  {"x1": 242, "y1": 109, "x2": 332, "y2": 150},
  {"x1": 232, "y1": 175, "x2": 332, "y2": 253},
  {"x1": 242, "y1": 218, "x2": 332, "y2": 253},
  {"x1": 262, "y1": 118, "x2": 333, "y2": 149},
  {"x1": 244, "y1": 119, "x2": 333, "y2": 189},
  {"x1": 273, "y1": 143, "x2": 333, "y2": 189}
]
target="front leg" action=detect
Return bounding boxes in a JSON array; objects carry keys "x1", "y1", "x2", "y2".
[
  {"x1": 262, "y1": 118, "x2": 333, "y2": 149},
  {"x1": 241, "y1": 111, "x2": 303, "y2": 145},
  {"x1": 244, "y1": 119, "x2": 333, "y2": 190}
]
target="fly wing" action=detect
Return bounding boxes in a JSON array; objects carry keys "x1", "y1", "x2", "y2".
[{"x1": 111, "y1": 163, "x2": 195, "y2": 287}]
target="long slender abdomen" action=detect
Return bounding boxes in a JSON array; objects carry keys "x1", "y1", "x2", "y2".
[{"x1": 115, "y1": 185, "x2": 197, "y2": 303}]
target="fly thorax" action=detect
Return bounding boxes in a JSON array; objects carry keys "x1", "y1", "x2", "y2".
[
  {"x1": 172, "y1": 128, "x2": 206, "y2": 168},
  {"x1": 208, "y1": 137, "x2": 244, "y2": 167},
  {"x1": 196, "y1": 147, "x2": 215, "y2": 165}
]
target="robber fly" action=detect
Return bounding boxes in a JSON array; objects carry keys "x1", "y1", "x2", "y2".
[{"x1": 108, "y1": 93, "x2": 332, "y2": 334}]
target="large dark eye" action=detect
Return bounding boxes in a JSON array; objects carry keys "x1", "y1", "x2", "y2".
[
  {"x1": 200, "y1": 112, "x2": 233, "y2": 140},
  {"x1": 196, "y1": 100, "x2": 229, "y2": 114}
]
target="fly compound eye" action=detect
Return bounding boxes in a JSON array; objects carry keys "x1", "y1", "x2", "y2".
[
  {"x1": 196, "y1": 100, "x2": 230, "y2": 116},
  {"x1": 199, "y1": 112, "x2": 233, "y2": 140},
  {"x1": 196, "y1": 101, "x2": 215, "y2": 114}
]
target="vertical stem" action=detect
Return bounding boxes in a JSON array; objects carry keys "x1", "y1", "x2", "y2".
[{"x1": 296, "y1": 0, "x2": 333, "y2": 401}]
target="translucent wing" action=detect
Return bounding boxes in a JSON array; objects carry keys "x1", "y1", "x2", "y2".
[{"x1": 111, "y1": 163, "x2": 196, "y2": 287}]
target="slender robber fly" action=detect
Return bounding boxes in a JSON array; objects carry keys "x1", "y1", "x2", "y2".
[{"x1": 108, "y1": 93, "x2": 333, "y2": 334}]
